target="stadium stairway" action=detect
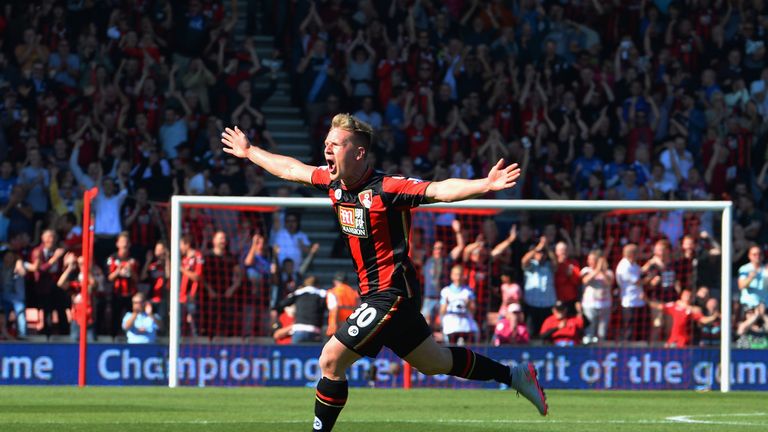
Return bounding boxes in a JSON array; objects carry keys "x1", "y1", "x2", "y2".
[{"x1": 225, "y1": 1, "x2": 351, "y2": 289}]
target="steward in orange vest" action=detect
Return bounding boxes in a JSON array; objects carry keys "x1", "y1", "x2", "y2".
[{"x1": 326, "y1": 272, "x2": 360, "y2": 336}]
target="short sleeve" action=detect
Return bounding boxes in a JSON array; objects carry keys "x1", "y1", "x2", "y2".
[
  {"x1": 326, "y1": 292, "x2": 338, "y2": 310},
  {"x1": 382, "y1": 176, "x2": 431, "y2": 208},
  {"x1": 311, "y1": 166, "x2": 332, "y2": 191}
]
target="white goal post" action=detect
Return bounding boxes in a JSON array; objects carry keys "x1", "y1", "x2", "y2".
[{"x1": 168, "y1": 196, "x2": 733, "y2": 392}]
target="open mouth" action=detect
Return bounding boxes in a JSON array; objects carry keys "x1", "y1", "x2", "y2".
[{"x1": 327, "y1": 159, "x2": 337, "y2": 175}]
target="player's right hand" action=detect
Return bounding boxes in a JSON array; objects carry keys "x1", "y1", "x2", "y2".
[{"x1": 221, "y1": 126, "x2": 250, "y2": 158}]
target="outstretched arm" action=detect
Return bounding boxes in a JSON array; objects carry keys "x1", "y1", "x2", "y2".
[
  {"x1": 425, "y1": 159, "x2": 520, "y2": 203},
  {"x1": 221, "y1": 126, "x2": 316, "y2": 184}
]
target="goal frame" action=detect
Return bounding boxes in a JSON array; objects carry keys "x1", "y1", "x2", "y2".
[{"x1": 168, "y1": 196, "x2": 733, "y2": 392}]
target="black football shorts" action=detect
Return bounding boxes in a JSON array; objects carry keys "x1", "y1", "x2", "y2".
[{"x1": 334, "y1": 292, "x2": 431, "y2": 358}]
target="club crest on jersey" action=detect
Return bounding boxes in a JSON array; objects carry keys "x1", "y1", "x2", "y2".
[
  {"x1": 338, "y1": 206, "x2": 369, "y2": 238},
  {"x1": 358, "y1": 189, "x2": 373, "y2": 209}
]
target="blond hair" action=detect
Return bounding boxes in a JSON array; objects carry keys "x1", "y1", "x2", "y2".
[{"x1": 330, "y1": 113, "x2": 373, "y2": 152}]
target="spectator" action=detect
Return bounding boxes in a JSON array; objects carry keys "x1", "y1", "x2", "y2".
[
  {"x1": 736, "y1": 303, "x2": 768, "y2": 349},
  {"x1": 29, "y1": 228, "x2": 67, "y2": 336},
  {"x1": 616, "y1": 244, "x2": 648, "y2": 341},
  {"x1": 642, "y1": 240, "x2": 680, "y2": 303},
  {"x1": 737, "y1": 245, "x2": 768, "y2": 315},
  {"x1": 521, "y1": 236, "x2": 557, "y2": 337},
  {"x1": 270, "y1": 211, "x2": 313, "y2": 270},
  {"x1": 1, "y1": 248, "x2": 27, "y2": 338},
  {"x1": 648, "y1": 290, "x2": 719, "y2": 348},
  {"x1": 92, "y1": 177, "x2": 129, "y2": 267},
  {"x1": 122, "y1": 292, "x2": 160, "y2": 344},
  {"x1": 179, "y1": 234, "x2": 203, "y2": 337},
  {"x1": 698, "y1": 297, "x2": 721, "y2": 347},
  {"x1": 274, "y1": 275, "x2": 326, "y2": 344},
  {"x1": 326, "y1": 272, "x2": 359, "y2": 338},
  {"x1": 553, "y1": 240, "x2": 581, "y2": 315},
  {"x1": 354, "y1": 96, "x2": 382, "y2": 130},
  {"x1": 493, "y1": 303, "x2": 529, "y2": 346},
  {"x1": 539, "y1": 301, "x2": 585, "y2": 347},
  {"x1": 242, "y1": 232, "x2": 271, "y2": 338},
  {"x1": 422, "y1": 219, "x2": 464, "y2": 330},
  {"x1": 497, "y1": 271, "x2": 522, "y2": 320},
  {"x1": 140, "y1": 241, "x2": 169, "y2": 326},
  {"x1": 0, "y1": 161, "x2": 18, "y2": 209},
  {"x1": 202, "y1": 230, "x2": 242, "y2": 337},
  {"x1": 1, "y1": 185, "x2": 34, "y2": 243},
  {"x1": 439, "y1": 264, "x2": 480, "y2": 345},
  {"x1": 107, "y1": 232, "x2": 139, "y2": 338},
  {"x1": 122, "y1": 187, "x2": 162, "y2": 261},
  {"x1": 57, "y1": 253, "x2": 95, "y2": 341},
  {"x1": 581, "y1": 249, "x2": 614, "y2": 344},
  {"x1": 18, "y1": 148, "x2": 50, "y2": 226},
  {"x1": 158, "y1": 107, "x2": 188, "y2": 159}
]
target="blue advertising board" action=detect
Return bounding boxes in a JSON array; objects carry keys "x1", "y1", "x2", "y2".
[{"x1": 0, "y1": 344, "x2": 765, "y2": 390}]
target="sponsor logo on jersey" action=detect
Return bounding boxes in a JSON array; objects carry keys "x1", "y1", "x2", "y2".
[
  {"x1": 338, "y1": 206, "x2": 369, "y2": 238},
  {"x1": 358, "y1": 189, "x2": 373, "y2": 209}
]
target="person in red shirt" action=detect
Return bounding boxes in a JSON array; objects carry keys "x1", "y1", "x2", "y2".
[
  {"x1": 107, "y1": 232, "x2": 139, "y2": 338},
  {"x1": 403, "y1": 90, "x2": 437, "y2": 159},
  {"x1": 56, "y1": 252, "x2": 96, "y2": 341},
  {"x1": 222, "y1": 112, "x2": 546, "y2": 431},
  {"x1": 539, "y1": 301, "x2": 585, "y2": 346},
  {"x1": 179, "y1": 234, "x2": 204, "y2": 336},
  {"x1": 649, "y1": 290, "x2": 719, "y2": 348},
  {"x1": 554, "y1": 241, "x2": 582, "y2": 316}
]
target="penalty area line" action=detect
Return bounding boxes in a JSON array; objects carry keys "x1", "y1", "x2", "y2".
[{"x1": 666, "y1": 412, "x2": 766, "y2": 427}]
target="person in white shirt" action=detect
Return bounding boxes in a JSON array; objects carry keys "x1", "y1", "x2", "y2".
[
  {"x1": 658, "y1": 136, "x2": 693, "y2": 190},
  {"x1": 616, "y1": 243, "x2": 648, "y2": 341},
  {"x1": 439, "y1": 264, "x2": 479, "y2": 345},
  {"x1": 581, "y1": 249, "x2": 614, "y2": 344},
  {"x1": 122, "y1": 292, "x2": 159, "y2": 344},
  {"x1": 270, "y1": 211, "x2": 315, "y2": 270}
]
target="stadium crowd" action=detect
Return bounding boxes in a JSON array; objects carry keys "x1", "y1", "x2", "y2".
[{"x1": 0, "y1": 0, "x2": 767, "y2": 349}]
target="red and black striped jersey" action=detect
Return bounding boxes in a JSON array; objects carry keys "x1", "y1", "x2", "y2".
[
  {"x1": 107, "y1": 253, "x2": 139, "y2": 297},
  {"x1": 311, "y1": 167, "x2": 431, "y2": 298}
]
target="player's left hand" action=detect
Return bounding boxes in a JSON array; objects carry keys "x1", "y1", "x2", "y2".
[{"x1": 486, "y1": 159, "x2": 520, "y2": 192}]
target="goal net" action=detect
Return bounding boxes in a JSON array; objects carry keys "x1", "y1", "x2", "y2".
[{"x1": 165, "y1": 196, "x2": 734, "y2": 391}]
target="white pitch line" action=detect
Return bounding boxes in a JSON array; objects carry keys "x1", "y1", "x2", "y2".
[
  {"x1": 6, "y1": 413, "x2": 767, "y2": 427},
  {"x1": 666, "y1": 412, "x2": 766, "y2": 427}
]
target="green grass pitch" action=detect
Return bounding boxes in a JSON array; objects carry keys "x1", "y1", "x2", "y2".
[{"x1": 2, "y1": 386, "x2": 765, "y2": 431}]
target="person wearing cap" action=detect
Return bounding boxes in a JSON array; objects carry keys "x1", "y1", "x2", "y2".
[
  {"x1": 493, "y1": 303, "x2": 529, "y2": 346},
  {"x1": 538, "y1": 301, "x2": 585, "y2": 347},
  {"x1": 326, "y1": 272, "x2": 359, "y2": 337}
]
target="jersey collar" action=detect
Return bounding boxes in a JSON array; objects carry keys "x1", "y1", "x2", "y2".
[{"x1": 341, "y1": 165, "x2": 374, "y2": 191}]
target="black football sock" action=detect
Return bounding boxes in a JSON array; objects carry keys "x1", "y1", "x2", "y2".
[
  {"x1": 448, "y1": 346, "x2": 511, "y2": 385},
  {"x1": 313, "y1": 377, "x2": 348, "y2": 431}
]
